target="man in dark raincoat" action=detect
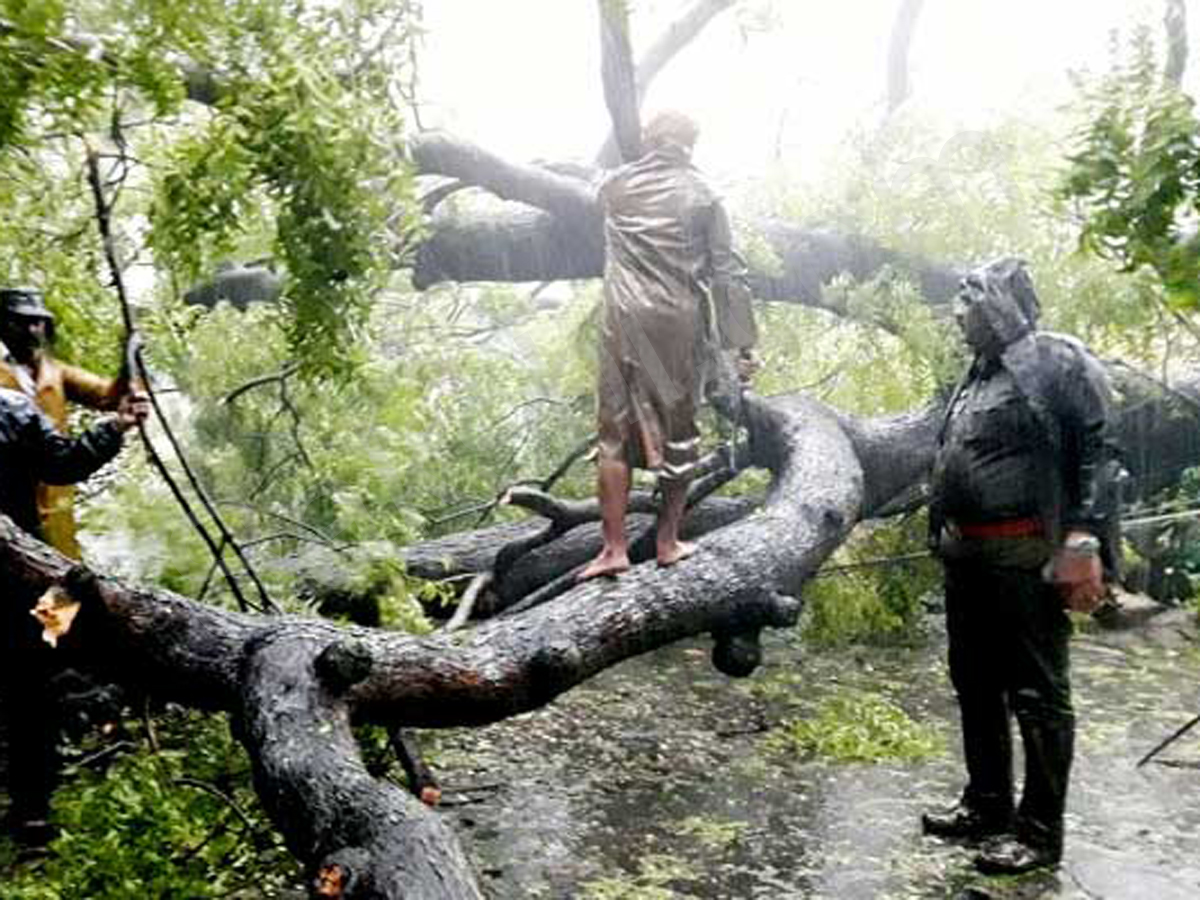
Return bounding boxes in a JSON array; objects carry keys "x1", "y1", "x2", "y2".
[
  {"x1": 0, "y1": 386, "x2": 148, "y2": 850},
  {"x1": 922, "y1": 258, "x2": 1121, "y2": 874},
  {"x1": 579, "y1": 110, "x2": 757, "y2": 581}
]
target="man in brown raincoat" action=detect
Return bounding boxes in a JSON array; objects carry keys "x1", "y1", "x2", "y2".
[
  {"x1": 0, "y1": 287, "x2": 124, "y2": 558},
  {"x1": 579, "y1": 111, "x2": 757, "y2": 581}
]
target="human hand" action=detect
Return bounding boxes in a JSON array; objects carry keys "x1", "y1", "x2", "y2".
[
  {"x1": 734, "y1": 349, "x2": 761, "y2": 384},
  {"x1": 1047, "y1": 530, "x2": 1105, "y2": 613},
  {"x1": 115, "y1": 391, "x2": 150, "y2": 431}
]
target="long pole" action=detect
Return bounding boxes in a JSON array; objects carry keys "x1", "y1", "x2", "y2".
[{"x1": 83, "y1": 146, "x2": 279, "y2": 614}]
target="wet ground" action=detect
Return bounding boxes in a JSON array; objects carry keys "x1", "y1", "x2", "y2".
[{"x1": 435, "y1": 600, "x2": 1200, "y2": 899}]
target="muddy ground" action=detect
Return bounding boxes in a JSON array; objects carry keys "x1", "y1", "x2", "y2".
[{"x1": 433, "y1": 600, "x2": 1200, "y2": 899}]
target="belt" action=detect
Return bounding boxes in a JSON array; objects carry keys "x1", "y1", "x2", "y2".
[{"x1": 955, "y1": 516, "x2": 1044, "y2": 539}]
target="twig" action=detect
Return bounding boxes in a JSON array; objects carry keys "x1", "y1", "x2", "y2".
[
  {"x1": 388, "y1": 729, "x2": 441, "y2": 805},
  {"x1": 539, "y1": 432, "x2": 596, "y2": 492},
  {"x1": 1138, "y1": 713, "x2": 1200, "y2": 767},
  {"x1": 174, "y1": 777, "x2": 259, "y2": 833},
  {"x1": 215, "y1": 500, "x2": 345, "y2": 548},
  {"x1": 221, "y1": 363, "x2": 300, "y2": 405},
  {"x1": 143, "y1": 696, "x2": 160, "y2": 753},
  {"x1": 442, "y1": 571, "x2": 492, "y2": 632},
  {"x1": 71, "y1": 739, "x2": 135, "y2": 770}
]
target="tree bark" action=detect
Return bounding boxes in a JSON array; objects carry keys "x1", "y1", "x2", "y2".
[
  {"x1": 0, "y1": 387, "x2": 874, "y2": 897},
  {"x1": 6, "y1": 359, "x2": 1200, "y2": 896},
  {"x1": 594, "y1": 0, "x2": 737, "y2": 165},
  {"x1": 1165, "y1": 0, "x2": 1189, "y2": 87},
  {"x1": 887, "y1": 0, "x2": 926, "y2": 114},
  {"x1": 598, "y1": 0, "x2": 642, "y2": 164},
  {"x1": 409, "y1": 130, "x2": 962, "y2": 301}
]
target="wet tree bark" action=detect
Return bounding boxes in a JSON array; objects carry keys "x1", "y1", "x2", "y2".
[
  {"x1": 0, "y1": 388, "x2": 932, "y2": 898},
  {"x1": 887, "y1": 0, "x2": 926, "y2": 113},
  {"x1": 409, "y1": 130, "x2": 962, "y2": 304},
  {"x1": 5, "y1": 365, "x2": 1199, "y2": 897},
  {"x1": 1165, "y1": 0, "x2": 1189, "y2": 88},
  {"x1": 597, "y1": 0, "x2": 642, "y2": 165}
]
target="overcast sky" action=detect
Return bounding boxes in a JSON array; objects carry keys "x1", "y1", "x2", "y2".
[{"x1": 417, "y1": 1, "x2": 1189, "y2": 189}]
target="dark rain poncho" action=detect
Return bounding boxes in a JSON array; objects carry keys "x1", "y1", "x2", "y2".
[{"x1": 596, "y1": 145, "x2": 755, "y2": 481}]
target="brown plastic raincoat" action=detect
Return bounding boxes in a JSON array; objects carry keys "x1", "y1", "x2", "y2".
[
  {"x1": 597, "y1": 145, "x2": 756, "y2": 481},
  {"x1": 0, "y1": 354, "x2": 121, "y2": 557}
]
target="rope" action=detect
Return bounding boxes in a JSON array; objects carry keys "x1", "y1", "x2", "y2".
[{"x1": 814, "y1": 503, "x2": 1200, "y2": 579}]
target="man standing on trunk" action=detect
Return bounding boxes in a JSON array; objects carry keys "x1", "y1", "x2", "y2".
[
  {"x1": 922, "y1": 258, "x2": 1121, "y2": 874},
  {"x1": 0, "y1": 287, "x2": 125, "y2": 559},
  {"x1": 579, "y1": 110, "x2": 757, "y2": 581}
]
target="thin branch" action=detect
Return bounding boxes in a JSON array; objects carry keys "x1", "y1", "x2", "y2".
[
  {"x1": 419, "y1": 178, "x2": 470, "y2": 214},
  {"x1": 214, "y1": 500, "x2": 344, "y2": 548},
  {"x1": 174, "y1": 777, "x2": 260, "y2": 833},
  {"x1": 221, "y1": 363, "x2": 300, "y2": 405},
  {"x1": 442, "y1": 571, "x2": 493, "y2": 632},
  {"x1": 539, "y1": 432, "x2": 597, "y2": 492}
]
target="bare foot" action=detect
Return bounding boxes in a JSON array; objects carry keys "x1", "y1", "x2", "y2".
[
  {"x1": 656, "y1": 540, "x2": 697, "y2": 567},
  {"x1": 577, "y1": 549, "x2": 631, "y2": 582}
]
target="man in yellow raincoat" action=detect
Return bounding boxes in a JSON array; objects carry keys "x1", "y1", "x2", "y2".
[{"x1": 0, "y1": 287, "x2": 124, "y2": 558}]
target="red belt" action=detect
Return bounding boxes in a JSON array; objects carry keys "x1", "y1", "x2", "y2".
[{"x1": 956, "y1": 517, "x2": 1044, "y2": 539}]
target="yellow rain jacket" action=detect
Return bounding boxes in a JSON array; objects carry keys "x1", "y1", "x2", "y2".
[{"x1": 0, "y1": 354, "x2": 121, "y2": 557}]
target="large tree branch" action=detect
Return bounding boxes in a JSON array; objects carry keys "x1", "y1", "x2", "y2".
[
  {"x1": 887, "y1": 0, "x2": 926, "y2": 114},
  {"x1": 7, "y1": 360, "x2": 1200, "y2": 896},
  {"x1": 598, "y1": 0, "x2": 642, "y2": 164},
  {"x1": 1165, "y1": 0, "x2": 1189, "y2": 88},
  {"x1": 408, "y1": 131, "x2": 961, "y2": 300},
  {"x1": 410, "y1": 132, "x2": 597, "y2": 222},
  {"x1": 0, "y1": 388, "x2": 887, "y2": 896},
  {"x1": 595, "y1": 0, "x2": 738, "y2": 165}
]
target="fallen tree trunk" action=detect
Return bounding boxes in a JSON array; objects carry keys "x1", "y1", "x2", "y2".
[
  {"x1": 396, "y1": 363, "x2": 1200, "y2": 610},
  {"x1": 1, "y1": 387, "x2": 938, "y2": 898},
  {"x1": 6, "y1": 361, "x2": 1199, "y2": 897},
  {"x1": 408, "y1": 131, "x2": 962, "y2": 305}
]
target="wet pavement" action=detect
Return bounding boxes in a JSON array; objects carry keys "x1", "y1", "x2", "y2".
[{"x1": 436, "y1": 602, "x2": 1200, "y2": 899}]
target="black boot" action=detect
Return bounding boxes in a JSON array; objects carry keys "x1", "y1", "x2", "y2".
[
  {"x1": 922, "y1": 797, "x2": 1012, "y2": 841},
  {"x1": 974, "y1": 833, "x2": 1061, "y2": 875}
]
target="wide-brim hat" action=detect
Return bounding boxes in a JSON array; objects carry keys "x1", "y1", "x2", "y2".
[{"x1": 0, "y1": 287, "x2": 54, "y2": 321}]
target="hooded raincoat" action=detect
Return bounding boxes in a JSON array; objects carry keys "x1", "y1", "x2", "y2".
[
  {"x1": 926, "y1": 259, "x2": 1121, "y2": 859},
  {"x1": 596, "y1": 144, "x2": 755, "y2": 481}
]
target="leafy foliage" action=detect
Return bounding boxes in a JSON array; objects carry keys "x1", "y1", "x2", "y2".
[
  {"x1": 801, "y1": 514, "x2": 939, "y2": 647},
  {"x1": 83, "y1": 283, "x2": 597, "y2": 609},
  {"x1": 0, "y1": 711, "x2": 298, "y2": 898},
  {"x1": 0, "y1": 0, "x2": 423, "y2": 377},
  {"x1": 766, "y1": 688, "x2": 941, "y2": 763},
  {"x1": 1059, "y1": 28, "x2": 1200, "y2": 307}
]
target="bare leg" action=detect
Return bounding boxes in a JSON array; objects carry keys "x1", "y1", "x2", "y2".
[
  {"x1": 656, "y1": 477, "x2": 696, "y2": 567},
  {"x1": 578, "y1": 459, "x2": 632, "y2": 581}
]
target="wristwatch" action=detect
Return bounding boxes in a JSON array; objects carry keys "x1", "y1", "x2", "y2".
[{"x1": 1064, "y1": 533, "x2": 1101, "y2": 554}]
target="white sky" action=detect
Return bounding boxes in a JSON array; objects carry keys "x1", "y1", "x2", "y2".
[{"x1": 418, "y1": 1, "x2": 1191, "y2": 191}]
